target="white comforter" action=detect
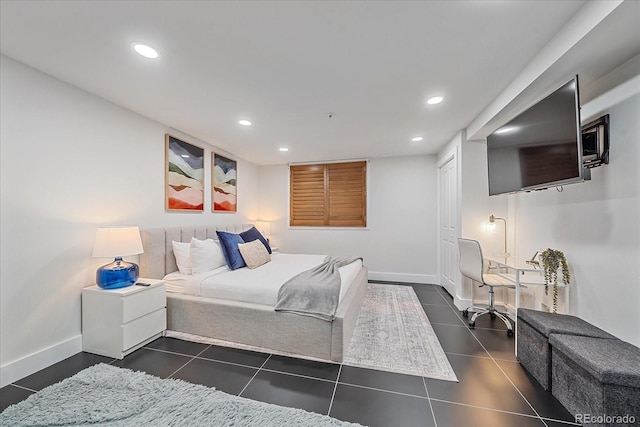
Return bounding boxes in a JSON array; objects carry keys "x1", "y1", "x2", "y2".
[{"x1": 163, "y1": 253, "x2": 362, "y2": 307}]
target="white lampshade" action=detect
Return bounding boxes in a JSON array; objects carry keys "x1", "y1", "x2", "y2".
[
  {"x1": 92, "y1": 226, "x2": 143, "y2": 258},
  {"x1": 255, "y1": 221, "x2": 271, "y2": 238}
]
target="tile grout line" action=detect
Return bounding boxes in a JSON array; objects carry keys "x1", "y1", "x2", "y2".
[
  {"x1": 422, "y1": 377, "x2": 438, "y2": 427},
  {"x1": 193, "y1": 355, "x2": 273, "y2": 372},
  {"x1": 7, "y1": 383, "x2": 37, "y2": 393},
  {"x1": 144, "y1": 345, "x2": 274, "y2": 374},
  {"x1": 144, "y1": 346, "x2": 209, "y2": 359},
  {"x1": 429, "y1": 397, "x2": 548, "y2": 421},
  {"x1": 431, "y1": 289, "x2": 472, "y2": 328},
  {"x1": 258, "y1": 367, "x2": 337, "y2": 384},
  {"x1": 539, "y1": 416, "x2": 580, "y2": 426},
  {"x1": 238, "y1": 354, "x2": 272, "y2": 397},
  {"x1": 165, "y1": 344, "x2": 213, "y2": 380},
  {"x1": 443, "y1": 350, "x2": 515, "y2": 362},
  {"x1": 420, "y1": 302, "x2": 453, "y2": 307},
  {"x1": 444, "y1": 350, "x2": 524, "y2": 365},
  {"x1": 335, "y1": 380, "x2": 429, "y2": 400},
  {"x1": 143, "y1": 345, "x2": 340, "y2": 385},
  {"x1": 326, "y1": 364, "x2": 343, "y2": 416},
  {"x1": 429, "y1": 319, "x2": 512, "y2": 332}
]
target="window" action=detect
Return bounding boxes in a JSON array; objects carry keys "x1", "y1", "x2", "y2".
[{"x1": 289, "y1": 161, "x2": 367, "y2": 227}]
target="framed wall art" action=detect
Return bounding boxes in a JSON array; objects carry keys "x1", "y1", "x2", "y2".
[
  {"x1": 212, "y1": 153, "x2": 237, "y2": 212},
  {"x1": 165, "y1": 134, "x2": 204, "y2": 211}
]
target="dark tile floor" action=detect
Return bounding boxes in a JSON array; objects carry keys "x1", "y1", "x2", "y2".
[{"x1": 0, "y1": 283, "x2": 579, "y2": 426}]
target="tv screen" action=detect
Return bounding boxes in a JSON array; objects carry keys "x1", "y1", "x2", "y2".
[{"x1": 487, "y1": 76, "x2": 585, "y2": 196}]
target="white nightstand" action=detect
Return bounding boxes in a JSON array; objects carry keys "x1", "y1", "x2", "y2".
[{"x1": 82, "y1": 279, "x2": 166, "y2": 359}]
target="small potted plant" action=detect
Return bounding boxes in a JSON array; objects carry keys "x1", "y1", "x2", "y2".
[{"x1": 540, "y1": 249, "x2": 570, "y2": 313}]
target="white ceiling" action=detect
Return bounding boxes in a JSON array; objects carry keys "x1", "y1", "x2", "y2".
[{"x1": 1, "y1": 1, "x2": 638, "y2": 165}]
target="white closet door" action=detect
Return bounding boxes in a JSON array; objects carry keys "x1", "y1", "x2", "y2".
[{"x1": 439, "y1": 155, "x2": 458, "y2": 296}]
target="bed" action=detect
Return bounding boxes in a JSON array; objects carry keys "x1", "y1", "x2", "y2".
[{"x1": 139, "y1": 224, "x2": 368, "y2": 362}]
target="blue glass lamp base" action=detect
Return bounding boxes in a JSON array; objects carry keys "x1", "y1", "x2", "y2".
[{"x1": 96, "y1": 257, "x2": 139, "y2": 289}]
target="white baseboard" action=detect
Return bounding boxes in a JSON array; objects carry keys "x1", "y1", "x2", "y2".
[
  {"x1": 367, "y1": 271, "x2": 437, "y2": 284},
  {"x1": 1, "y1": 334, "x2": 82, "y2": 387},
  {"x1": 453, "y1": 296, "x2": 472, "y2": 311}
]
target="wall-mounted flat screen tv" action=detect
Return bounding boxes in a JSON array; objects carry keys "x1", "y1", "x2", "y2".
[{"x1": 487, "y1": 76, "x2": 587, "y2": 196}]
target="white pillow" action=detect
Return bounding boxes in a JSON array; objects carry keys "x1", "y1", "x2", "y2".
[
  {"x1": 238, "y1": 239, "x2": 271, "y2": 269},
  {"x1": 172, "y1": 241, "x2": 192, "y2": 275},
  {"x1": 190, "y1": 238, "x2": 226, "y2": 274}
]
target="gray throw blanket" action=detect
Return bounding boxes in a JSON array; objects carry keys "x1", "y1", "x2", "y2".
[{"x1": 275, "y1": 256, "x2": 362, "y2": 321}]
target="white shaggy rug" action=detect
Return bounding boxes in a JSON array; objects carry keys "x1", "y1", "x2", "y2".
[
  {"x1": 0, "y1": 364, "x2": 360, "y2": 426},
  {"x1": 343, "y1": 283, "x2": 457, "y2": 381}
]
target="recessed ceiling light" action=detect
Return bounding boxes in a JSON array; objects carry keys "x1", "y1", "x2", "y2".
[
  {"x1": 279, "y1": 147, "x2": 289, "y2": 152},
  {"x1": 238, "y1": 119, "x2": 252, "y2": 126},
  {"x1": 427, "y1": 96, "x2": 444, "y2": 105},
  {"x1": 132, "y1": 43, "x2": 159, "y2": 59},
  {"x1": 411, "y1": 136, "x2": 424, "y2": 142}
]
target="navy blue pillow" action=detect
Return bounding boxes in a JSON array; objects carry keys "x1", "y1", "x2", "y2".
[
  {"x1": 240, "y1": 226, "x2": 272, "y2": 254},
  {"x1": 216, "y1": 231, "x2": 246, "y2": 270}
]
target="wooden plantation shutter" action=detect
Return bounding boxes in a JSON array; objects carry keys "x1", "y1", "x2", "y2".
[
  {"x1": 290, "y1": 164, "x2": 327, "y2": 226},
  {"x1": 290, "y1": 161, "x2": 366, "y2": 227},
  {"x1": 327, "y1": 162, "x2": 366, "y2": 226}
]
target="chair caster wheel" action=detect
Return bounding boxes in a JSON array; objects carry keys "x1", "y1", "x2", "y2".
[
  {"x1": 468, "y1": 321, "x2": 475, "y2": 329},
  {"x1": 462, "y1": 309, "x2": 469, "y2": 318},
  {"x1": 507, "y1": 329, "x2": 514, "y2": 337}
]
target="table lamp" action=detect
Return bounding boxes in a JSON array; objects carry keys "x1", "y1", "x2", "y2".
[
  {"x1": 255, "y1": 220, "x2": 271, "y2": 243},
  {"x1": 92, "y1": 226, "x2": 144, "y2": 289}
]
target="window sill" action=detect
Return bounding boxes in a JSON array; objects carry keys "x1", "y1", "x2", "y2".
[{"x1": 288, "y1": 226, "x2": 370, "y2": 231}]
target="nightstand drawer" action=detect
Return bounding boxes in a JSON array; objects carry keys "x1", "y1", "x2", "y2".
[
  {"x1": 122, "y1": 308, "x2": 166, "y2": 351},
  {"x1": 122, "y1": 284, "x2": 165, "y2": 323}
]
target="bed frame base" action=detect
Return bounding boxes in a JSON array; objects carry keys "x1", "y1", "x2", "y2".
[{"x1": 139, "y1": 226, "x2": 368, "y2": 362}]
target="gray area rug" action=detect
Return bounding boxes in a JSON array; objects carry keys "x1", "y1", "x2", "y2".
[
  {"x1": 343, "y1": 283, "x2": 458, "y2": 381},
  {"x1": 0, "y1": 364, "x2": 360, "y2": 426}
]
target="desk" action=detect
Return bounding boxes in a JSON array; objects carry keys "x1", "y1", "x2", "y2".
[{"x1": 485, "y1": 255, "x2": 569, "y2": 356}]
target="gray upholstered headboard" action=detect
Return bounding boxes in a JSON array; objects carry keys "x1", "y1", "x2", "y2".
[{"x1": 139, "y1": 224, "x2": 253, "y2": 279}]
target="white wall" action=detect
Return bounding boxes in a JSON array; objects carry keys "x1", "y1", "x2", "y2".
[
  {"x1": 459, "y1": 139, "x2": 510, "y2": 306},
  {"x1": 258, "y1": 156, "x2": 439, "y2": 284},
  {"x1": 447, "y1": 60, "x2": 640, "y2": 347},
  {"x1": 510, "y1": 77, "x2": 640, "y2": 347},
  {"x1": 0, "y1": 55, "x2": 261, "y2": 386},
  {"x1": 461, "y1": 141, "x2": 509, "y2": 256}
]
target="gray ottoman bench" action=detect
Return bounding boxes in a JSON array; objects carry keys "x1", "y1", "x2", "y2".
[
  {"x1": 517, "y1": 308, "x2": 615, "y2": 391},
  {"x1": 549, "y1": 334, "x2": 640, "y2": 425}
]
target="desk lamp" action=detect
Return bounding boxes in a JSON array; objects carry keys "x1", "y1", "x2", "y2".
[{"x1": 487, "y1": 215, "x2": 509, "y2": 257}]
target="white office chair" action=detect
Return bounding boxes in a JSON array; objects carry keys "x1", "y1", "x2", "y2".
[{"x1": 458, "y1": 238, "x2": 515, "y2": 336}]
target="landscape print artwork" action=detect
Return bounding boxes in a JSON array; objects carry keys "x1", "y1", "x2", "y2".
[
  {"x1": 212, "y1": 153, "x2": 237, "y2": 212},
  {"x1": 165, "y1": 135, "x2": 204, "y2": 211}
]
